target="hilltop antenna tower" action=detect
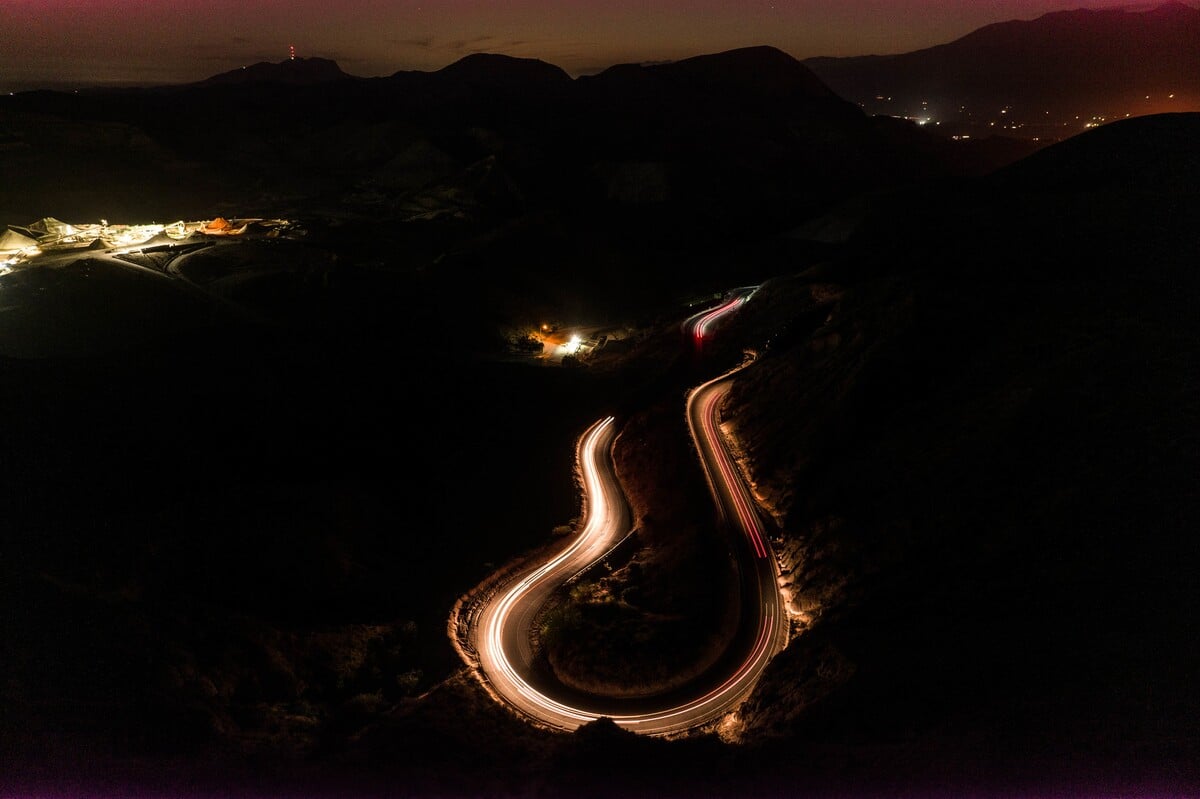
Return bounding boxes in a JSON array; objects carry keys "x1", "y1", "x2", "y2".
[{"x1": 289, "y1": 44, "x2": 296, "y2": 61}]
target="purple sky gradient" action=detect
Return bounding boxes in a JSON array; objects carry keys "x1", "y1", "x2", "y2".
[{"x1": 0, "y1": 0, "x2": 1179, "y2": 91}]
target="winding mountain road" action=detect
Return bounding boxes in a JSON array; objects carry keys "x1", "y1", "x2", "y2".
[{"x1": 459, "y1": 293, "x2": 786, "y2": 736}]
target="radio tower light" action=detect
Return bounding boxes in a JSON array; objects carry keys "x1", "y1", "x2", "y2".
[{"x1": 289, "y1": 44, "x2": 296, "y2": 61}]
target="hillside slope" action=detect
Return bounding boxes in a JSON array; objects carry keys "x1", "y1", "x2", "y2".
[{"x1": 717, "y1": 112, "x2": 1200, "y2": 793}]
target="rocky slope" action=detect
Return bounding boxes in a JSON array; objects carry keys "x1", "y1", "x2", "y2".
[{"x1": 715, "y1": 112, "x2": 1200, "y2": 793}]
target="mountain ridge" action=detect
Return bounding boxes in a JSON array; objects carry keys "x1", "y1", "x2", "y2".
[
  {"x1": 190, "y1": 45, "x2": 827, "y2": 95},
  {"x1": 804, "y1": 1, "x2": 1200, "y2": 139},
  {"x1": 195, "y1": 56, "x2": 354, "y2": 86},
  {"x1": 0, "y1": 39, "x2": 1043, "y2": 236}
]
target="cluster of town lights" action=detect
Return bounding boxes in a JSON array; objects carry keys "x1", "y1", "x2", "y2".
[{"x1": 0, "y1": 216, "x2": 293, "y2": 274}]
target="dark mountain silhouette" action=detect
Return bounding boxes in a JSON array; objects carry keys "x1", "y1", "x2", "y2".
[
  {"x1": 806, "y1": 2, "x2": 1200, "y2": 138},
  {"x1": 568, "y1": 47, "x2": 897, "y2": 238},
  {"x1": 197, "y1": 56, "x2": 356, "y2": 86},
  {"x1": 431, "y1": 53, "x2": 572, "y2": 91},
  {"x1": 589, "y1": 45, "x2": 835, "y2": 105},
  {"x1": 992, "y1": 109, "x2": 1200, "y2": 193}
]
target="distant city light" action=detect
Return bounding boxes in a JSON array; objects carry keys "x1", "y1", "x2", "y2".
[{"x1": 0, "y1": 216, "x2": 294, "y2": 270}]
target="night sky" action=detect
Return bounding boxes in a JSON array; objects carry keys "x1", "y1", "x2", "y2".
[{"x1": 3, "y1": 0, "x2": 1144, "y2": 92}]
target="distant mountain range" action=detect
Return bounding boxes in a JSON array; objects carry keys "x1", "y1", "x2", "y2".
[
  {"x1": 4, "y1": 1, "x2": 1194, "y2": 149},
  {"x1": 1, "y1": 45, "x2": 1040, "y2": 247},
  {"x1": 804, "y1": 2, "x2": 1200, "y2": 139},
  {"x1": 178, "y1": 3, "x2": 1200, "y2": 145}
]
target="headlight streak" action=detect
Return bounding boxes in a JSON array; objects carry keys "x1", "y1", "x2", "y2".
[
  {"x1": 695, "y1": 382, "x2": 768, "y2": 559},
  {"x1": 469, "y1": 342, "x2": 787, "y2": 736},
  {"x1": 694, "y1": 296, "x2": 744, "y2": 340},
  {"x1": 681, "y1": 287, "x2": 756, "y2": 342},
  {"x1": 478, "y1": 416, "x2": 624, "y2": 726}
]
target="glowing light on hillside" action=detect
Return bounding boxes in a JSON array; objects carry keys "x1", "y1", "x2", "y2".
[
  {"x1": 103, "y1": 224, "x2": 165, "y2": 246},
  {"x1": 0, "y1": 216, "x2": 295, "y2": 270}
]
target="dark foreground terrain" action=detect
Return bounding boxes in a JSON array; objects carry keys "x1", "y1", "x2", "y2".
[{"x1": 1, "y1": 46, "x2": 1198, "y2": 799}]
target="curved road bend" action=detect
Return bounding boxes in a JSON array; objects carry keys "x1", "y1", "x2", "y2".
[
  {"x1": 469, "y1": 357, "x2": 787, "y2": 736},
  {"x1": 681, "y1": 285, "x2": 760, "y2": 343},
  {"x1": 475, "y1": 415, "x2": 632, "y2": 730}
]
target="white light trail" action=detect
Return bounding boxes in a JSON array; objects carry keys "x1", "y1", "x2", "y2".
[{"x1": 468, "y1": 342, "x2": 788, "y2": 736}]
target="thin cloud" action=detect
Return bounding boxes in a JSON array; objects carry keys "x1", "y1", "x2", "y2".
[
  {"x1": 462, "y1": 39, "x2": 529, "y2": 55},
  {"x1": 390, "y1": 36, "x2": 434, "y2": 49},
  {"x1": 446, "y1": 34, "x2": 496, "y2": 52}
]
